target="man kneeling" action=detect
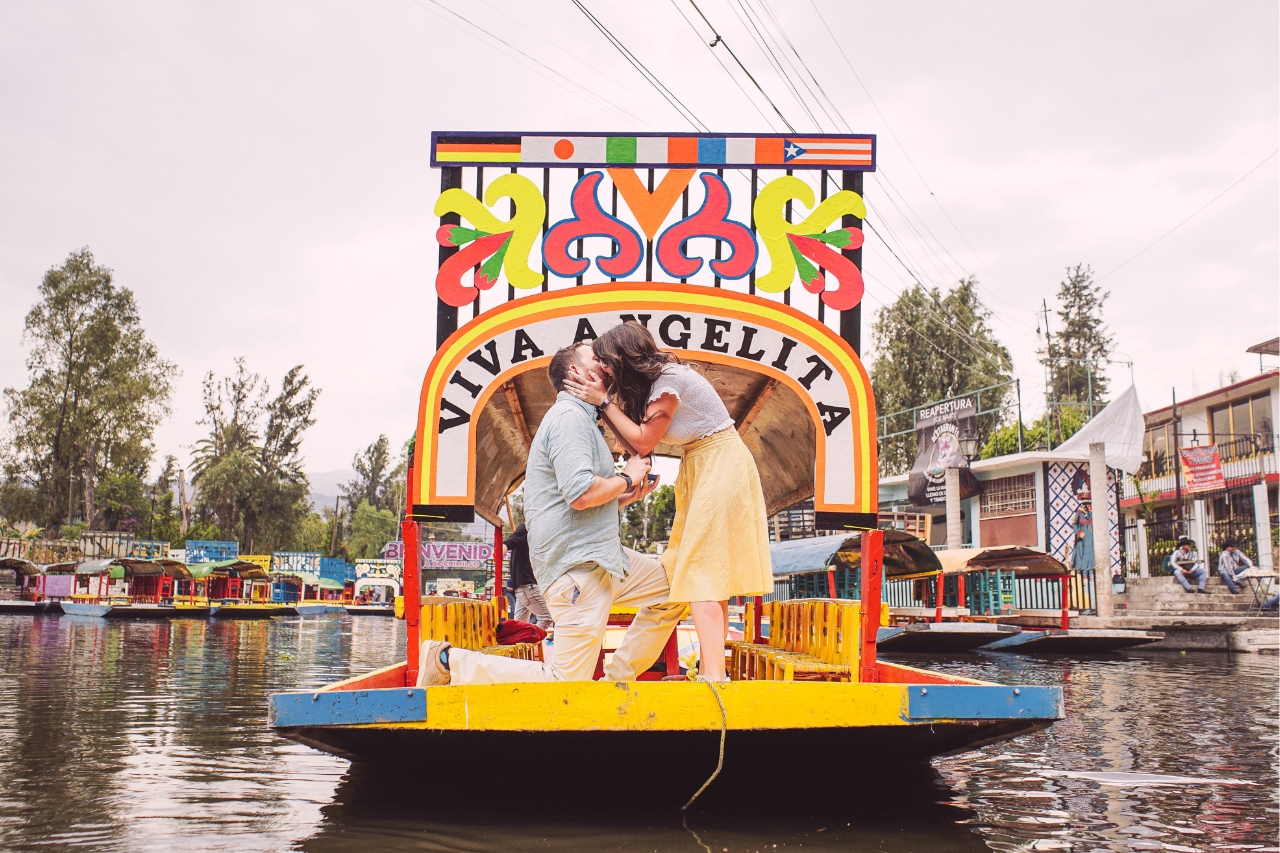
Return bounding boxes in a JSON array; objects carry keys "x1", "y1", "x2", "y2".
[{"x1": 417, "y1": 342, "x2": 682, "y2": 685}]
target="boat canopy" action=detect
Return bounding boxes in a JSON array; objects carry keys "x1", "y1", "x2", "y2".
[
  {"x1": 273, "y1": 571, "x2": 320, "y2": 586},
  {"x1": 0, "y1": 557, "x2": 42, "y2": 577},
  {"x1": 354, "y1": 575, "x2": 400, "y2": 591},
  {"x1": 75, "y1": 558, "x2": 118, "y2": 575},
  {"x1": 933, "y1": 546, "x2": 1068, "y2": 577},
  {"x1": 769, "y1": 530, "x2": 941, "y2": 578},
  {"x1": 188, "y1": 559, "x2": 270, "y2": 580},
  {"x1": 318, "y1": 577, "x2": 345, "y2": 591}
]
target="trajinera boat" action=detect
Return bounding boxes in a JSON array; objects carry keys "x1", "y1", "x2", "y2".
[
  {"x1": 269, "y1": 130, "x2": 1063, "y2": 801},
  {"x1": 58, "y1": 557, "x2": 190, "y2": 618}
]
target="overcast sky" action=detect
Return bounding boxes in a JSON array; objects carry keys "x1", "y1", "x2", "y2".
[{"x1": 2, "y1": 1, "x2": 1276, "y2": 482}]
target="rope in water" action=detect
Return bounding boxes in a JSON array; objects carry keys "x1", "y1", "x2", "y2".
[{"x1": 681, "y1": 676, "x2": 728, "y2": 812}]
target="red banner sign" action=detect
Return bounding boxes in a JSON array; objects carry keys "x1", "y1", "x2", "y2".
[{"x1": 1180, "y1": 446, "x2": 1227, "y2": 493}]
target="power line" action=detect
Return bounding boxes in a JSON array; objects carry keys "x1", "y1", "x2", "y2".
[
  {"x1": 1096, "y1": 148, "x2": 1280, "y2": 283},
  {"x1": 684, "y1": 0, "x2": 796, "y2": 132},
  {"x1": 726, "y1": 0, "x2": 822, "y2": 130},
  {"x1": 569, "y1": 0, "x2": 709, "y2": 131},
  {"x1": 668, "y1": 0, "x2": 780, "y2": 131},
  {"x1": 805, "y1": 0, "x2": 1035, "y2": 314},
  {"x1": 402, "y1": 0, "x2": 651, "y2": 128}
]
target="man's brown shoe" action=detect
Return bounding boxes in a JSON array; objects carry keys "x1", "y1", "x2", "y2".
[{"x1": 416, "y1": 640, "x2": 452, "y2": 687}]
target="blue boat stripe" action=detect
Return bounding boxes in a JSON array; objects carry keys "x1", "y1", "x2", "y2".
[
  {"x1": 905, "y1": 685, "x2": 1062, "y2": 721},
  {"x1": 271, "y1": 688, "x2": 426, "y2": 727}
]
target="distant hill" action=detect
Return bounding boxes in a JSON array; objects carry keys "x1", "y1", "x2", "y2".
[{"x1": 308, "y1": 469, "x2": 354, "y2": 512}]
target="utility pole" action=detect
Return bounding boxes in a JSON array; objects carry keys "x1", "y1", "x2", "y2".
[
  {"x1": 1172, "y1": 388, "x2": 1184, "y2": 537},
  {"x1": 1041, "y1": 299, "x2": 1055, "y2": 450},
  {"x1": 330, "y1": 495, "x2": 341, "y2": 557}
]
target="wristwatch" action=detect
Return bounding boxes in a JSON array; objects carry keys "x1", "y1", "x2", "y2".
[
  {"x1": 617, "y1": 471, "x2": 633, "y2": 491},
  {"x1": 595, "y1": 395, "x2": 612, "y2": 418}
]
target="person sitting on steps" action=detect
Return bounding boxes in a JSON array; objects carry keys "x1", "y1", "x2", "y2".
[
  {"x1": 1170, "y1": 537, "x2": 1207, "y2": 594},
  {"x1": 1216, "y1": 538, "x2": 1254, "y2": 595}
]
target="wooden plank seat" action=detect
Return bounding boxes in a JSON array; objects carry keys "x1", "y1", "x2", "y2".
[{"x1": 730, "y1": 598, "x2": 863, "y2": 682}]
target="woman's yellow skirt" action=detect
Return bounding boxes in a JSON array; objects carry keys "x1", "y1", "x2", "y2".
[{"x1": 660, "y1": 429, "x2": 773, "y2": 601}]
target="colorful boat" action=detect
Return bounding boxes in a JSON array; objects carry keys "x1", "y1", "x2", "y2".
[
  {"x1": 932, "y1": 547, "x2": 1164, "y2": 654},
  {"x1": 196, "y1": 559, "x2": 297, "y2": 618},
  {"x1": 344, "y1": 572, "x2": 401, "y2": 616},
  {"x1": 58, "y1": 557, "x2": 189, "y2": 618},
  {"x1": 269, "y1": 129, "x2": 1063, "y2": 794},
  {"x1": 0, "y1": 557, "x2": 60, "y2": 613},
  {"x1": 274, "y1": 571, "x2": 347, "y2": 615},
  {"x1": 771, "y1": 532, "x2": 1022, "y2": 652}
]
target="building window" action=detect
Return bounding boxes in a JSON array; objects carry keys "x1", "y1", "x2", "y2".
[
  {"x1": 980, "y1": 474, "x2": 1036, "y2": 517},
  {"x1": 1209, "y1": 391, "x2": 1274, "y2": 461},
  {"x1": 1142, "y1": 422, "x2": 1174, "y2": 477}
]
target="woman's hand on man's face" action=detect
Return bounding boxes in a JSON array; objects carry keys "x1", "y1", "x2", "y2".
[{"x1": 565, "y1": 364, "x2": 608, "y2": 406}]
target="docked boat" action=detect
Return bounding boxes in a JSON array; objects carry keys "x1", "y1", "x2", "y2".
[
  {"x1": 197, "y1": 559, "x2": 297, "y2": 618},
  {"x1": 273, "y1": 571, "x2": 347, "y2": 615},
  {"x1": 770, "y1": 531, "x2": 1022, "y2": 652},
  {"x1": 928, "y1": 547, "x2": 1164, "y2": 654},
  {"x1": 344, "y1": 572, "x2": 401, "y2": 616},
  {"x1": 58, "y1": 557, "x2": 189, "y2": 618},
  {"x1": 0, "y1": 557, "x2": 62, "y2": 613},
  {"x1": 268, "y1": 130, "x2": 1064, "y2": 795}
]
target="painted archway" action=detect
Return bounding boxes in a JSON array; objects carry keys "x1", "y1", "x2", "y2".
[{"x1": 412, "y1": 283, "x2": 878, "y2": 530}]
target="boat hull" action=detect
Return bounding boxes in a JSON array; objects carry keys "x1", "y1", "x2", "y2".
[
  {"x1": 344, "y1": 604, "x2": 395, "y2": 617},
  {"x1": 877, "y1": 622, "x2": 1021, "y2": 653},
  {"x1": 295, "y1": 603, "x2": 347, "y2": 616},
  {"x1": 61, "y1": 602, "x2": 180, "y2": 619},
  {"x1": 0, "y1": 600, "x2": 54, "y2": 614},
  {"x1": 981, "y1": 628, "x2": 1164, "y2": 654},
  {"x1": 271, "y1": 674, "x2": 1062, "y2": 789},
  {"x1": 210, "y1": 603, "x2": 298, "y2": 619}
]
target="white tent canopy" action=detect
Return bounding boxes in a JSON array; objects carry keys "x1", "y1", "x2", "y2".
[{"x1": 1051, "y1": 385, "x2": 1146, "y2": 474}]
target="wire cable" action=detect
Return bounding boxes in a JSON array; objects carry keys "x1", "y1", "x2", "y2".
[
  {"x1": 1096, "y1": 148, "x2": 1280, "y2": 283},
  {"x1": 569, "y1": 0, "x2": 709, "y2": 131},
  {"x1": 402, "y1": 0, "x2": 650, "y2": 128},
  {"x1": 805, "y1": 0, "x2": 1033, "y2": 313},
  {"x1": 685, "y1": 0, "x2": 796, "y2": 132},
  {"x1": 669, "y1": 0, "x2": 780, "y2": 131}
]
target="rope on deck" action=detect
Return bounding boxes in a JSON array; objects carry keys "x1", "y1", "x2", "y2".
[{"x1": 681, "y1": 676, "x2": 727, "y2": 812}]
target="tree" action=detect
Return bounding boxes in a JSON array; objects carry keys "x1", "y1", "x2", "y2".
[
  {"x1": 347, "y1": 500, "x2": 398, "y2": 559},
  {"x1": 870, "y1": 278, "x2": 1013, "y2": 475},
  {"x1": 1042, "y1": 264, "x2": 1114, "y2": 416},
  {"x1": 3, "y1": 248, "x2": 177, "y2": 531},
  {"x1": 342, "y1": 435, "x2": 394, "y2": 514},
  {"x1": 980, "y1": 407, "x2": 1087, "y2": 459},
  {"x1": 190, "y1": 360, "x2": 320, "y2": 552}
]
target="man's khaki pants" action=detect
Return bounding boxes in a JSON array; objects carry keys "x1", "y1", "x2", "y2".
[{"x1": 445, "y1": 548, "x2": 682, "y2": 683}]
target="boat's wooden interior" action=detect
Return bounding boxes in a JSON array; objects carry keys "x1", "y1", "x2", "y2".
[{"x1": 472, "y1": 356, "x2": 816, "y2": 525}]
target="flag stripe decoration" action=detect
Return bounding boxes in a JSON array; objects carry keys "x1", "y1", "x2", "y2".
[{"x1": 431, "y1": 132, "x2": 876, "y2": 170}]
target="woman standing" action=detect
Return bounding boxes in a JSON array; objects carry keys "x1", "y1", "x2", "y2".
[{"x1": 564, "y1": 322, "x2": 772, "y2": 681}]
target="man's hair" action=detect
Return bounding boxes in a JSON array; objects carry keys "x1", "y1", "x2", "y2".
[
  {"x1": 547, "y1": 343, "x2": 588, "y2": 393},
  {"x1": 1223, "y1": 538, "x2": 1238, "y2": 548},
  {"x1": 1177, "y1": 537, "x2": 1193, "y2": 548}
]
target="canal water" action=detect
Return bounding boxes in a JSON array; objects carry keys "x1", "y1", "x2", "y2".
[{"x1": 0, "y1": 614, "x2": 1275, "y2": 852}]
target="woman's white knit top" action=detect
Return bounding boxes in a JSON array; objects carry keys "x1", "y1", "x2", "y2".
[{"x1": 647, "y1": 363, "x2": 735, "y2": 446}]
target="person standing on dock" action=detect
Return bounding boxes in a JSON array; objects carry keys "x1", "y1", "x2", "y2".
[
  {"x1": 1170, "y1": 537, "x2": 1208, "y2": 594},
  {"x1": 417, "y1": 342, "x2": 682, "y2": 687}
]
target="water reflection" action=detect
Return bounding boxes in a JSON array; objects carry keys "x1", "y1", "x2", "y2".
[{"x1": 0, "y1": 615, "x2": 1275, "y2": 852}]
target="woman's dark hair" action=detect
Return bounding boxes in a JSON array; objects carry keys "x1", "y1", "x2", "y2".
[{"x1": 592, "y1": 323, "x2": 678, "y2": 424}]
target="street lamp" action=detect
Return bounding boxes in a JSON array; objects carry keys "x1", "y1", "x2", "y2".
[{"x1": 958, "y1": 427, "x2": 979, "y2": 463}]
